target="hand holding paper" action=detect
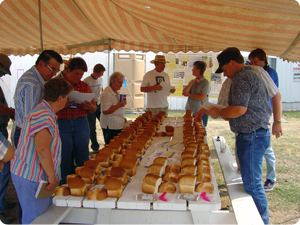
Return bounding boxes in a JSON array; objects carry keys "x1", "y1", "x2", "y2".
[
  {"x1": 159, "y1": 81, "x2": 176, "y2": 96},
  {"x1": 69, "y1": 91, "x2": 95, "y2": 104}
]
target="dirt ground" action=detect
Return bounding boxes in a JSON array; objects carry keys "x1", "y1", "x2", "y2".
[{"x1": 3, "y1": 114, "x2": 300, "y2": 224}]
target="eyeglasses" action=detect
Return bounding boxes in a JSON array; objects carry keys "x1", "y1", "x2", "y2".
[{"x1": 46, "y1": 64, "x2": 60, "y2": 73}]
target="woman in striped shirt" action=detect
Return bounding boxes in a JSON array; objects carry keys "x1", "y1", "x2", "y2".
[{"x1": 10, "y1": 78, "x2": 73, "y2": 224}]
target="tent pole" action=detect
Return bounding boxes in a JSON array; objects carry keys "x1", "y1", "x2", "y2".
[
  {"x1": 107, "y1": 38, "x2": 111, "y2": 86},
  {"x1": 38, "y1": 0, "x2": 43, "y2": 52}
]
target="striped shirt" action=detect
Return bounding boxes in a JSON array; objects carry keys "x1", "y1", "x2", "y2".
[
  {"x1": 57, "y1": 80, "x2": 90, "y2": 119},
  {"x1": 14, "y1": 66, "x2": 45, "y2": 128},
  {"x1": 11, "y1": 100, "x2": 62, "y2": 182},
  {"x1": 0, "y1": 132, "x2": 9, "y2": 161}
]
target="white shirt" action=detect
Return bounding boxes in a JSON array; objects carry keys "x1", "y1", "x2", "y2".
[
  {"x1": 83, "y1": 75, "x2": 103, "y2": 103},
  {"x1": 141, "y1": 69, "x2": 171, "y2": 108},
  {"x1": 100, "y1": 86, "x2": 125, "y2": 129}
]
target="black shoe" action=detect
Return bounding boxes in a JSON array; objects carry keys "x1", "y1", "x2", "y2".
[
  {"x1": 4, "y1": 201, "x2": 17, "y2": 210},
  {"x1": 0, "y1": 212, "x2": 13, "y2": 224},
  {"x1": 264, "y1": 179, "x2": 275, "y2": 192}
]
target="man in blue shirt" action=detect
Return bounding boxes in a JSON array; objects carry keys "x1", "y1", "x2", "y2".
[{"x1": 249, "y1": 48, "x2": 279, "y2": 191}]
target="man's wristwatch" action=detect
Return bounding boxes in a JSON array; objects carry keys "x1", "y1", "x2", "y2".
[{"x1": 274, "y1": 120, "x2": 281, "y2": 123}]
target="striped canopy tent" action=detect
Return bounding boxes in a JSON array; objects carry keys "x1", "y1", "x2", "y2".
[{"x1": 1, "y1": 0, "x2": 300, "y2": 62}]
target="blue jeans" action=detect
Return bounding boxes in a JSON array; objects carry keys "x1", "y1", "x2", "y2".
[
  {"x1": 102, "y1": 126, "x2": 122, "y2": 145},
  {"x1": 87, "y1": 104, "x2": 101, "y2": 151},
  {"x1": 264, "y1": 144, "x2": 276, "y2": 182},
  {"x1": 58, "y1": 116, "x2": 90, "y2": 185},
  {"x1": 236, "y1": 128, "x2": 270, "y2": 224},
  {"x1": 13, "y1": 127, "x2": 23, "y2": 223},
  {"x1": 0, "y1": 127, "x2": 8, "y2": 214},
  {"x1": 11, "y1": 174, "x2": 52, "y2": 224}
]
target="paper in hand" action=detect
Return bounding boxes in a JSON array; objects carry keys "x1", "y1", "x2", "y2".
[
  {"x1": 159, "y1": 81, "x2": 175, "y2": 96},
  {"x1": 69, "y1": 91, "x2": 95, "y2": 104}
]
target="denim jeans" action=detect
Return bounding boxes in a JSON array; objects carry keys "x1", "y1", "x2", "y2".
[
  {"x1": 12, "y1": 127, "x2": 23, "y2": 222},
  {"x1": 87, "y1": 104, "x2": 101, "y2": 151},
  {"x1": 11, "y1": 173, "x2": 52, "y2": 224},
  {"x1": 264, "y1": 144, "x2": 276, "y2": 182},
  {"x1": 236, "y1": 128, "x2": 270, "y2": 224},
  {"x1": 102, "y1": 126, "x2": 122, "y2": 145},
  {"x1": 0, "y1": 127, "x2": 8, "y2": 214},
  {"x1": 58, "y1": 116, "x2": 90, "y2": 185}
]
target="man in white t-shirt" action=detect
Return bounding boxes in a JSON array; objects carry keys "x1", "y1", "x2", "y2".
[
  {"x1": 141, "y1": 55, "x2": 175, "y2": 115},
  {"x1": 83, "y1": 64, "x2": 105, "y2": 152}
]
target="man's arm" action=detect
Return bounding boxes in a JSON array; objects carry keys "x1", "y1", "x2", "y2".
[
  {"x1": 140, "y1": 85, "x2": 162, "y2": 93},
  {"x1": 208, "y1": 105, "x2": 247, "y2": 119},
  {"x1": 272, "y1": 92, "x2": 283, "y2": 138}
]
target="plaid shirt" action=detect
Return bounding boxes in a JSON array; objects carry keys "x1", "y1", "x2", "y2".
[{"x1": 57, "y1": 81, "x2": 90, "y2": 119}]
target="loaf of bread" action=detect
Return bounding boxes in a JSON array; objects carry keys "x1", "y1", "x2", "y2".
[
  {"x1": 124, "y1": 147, "x2": 138, "y2": 157},
  {"x1": 75, "y1": 166, "x2": 85, "y2": 175},
  {"x1": 181, "y1": 150, "x2": 195, "y2": 159},
  {"x1": 185, "y1": 109, "x2": 193, "y2": 116},
  {"x1": 153, "y1": 157, "x2": 168, "y2": 168},
  {"x1": 196, "y1": 173, "x2": 212, "y2": 182},
  {"x1": 55, "y1": 185, "x2": 71, "y2": 196},
  {"x1": 123, "y1": 153, "x2": 139, "y2": 167},
  {"x1": 155, "y1": 131, "x2": 166, "y2": 137},
  {"x1": 132, "y1": 142, "x2": 145, "y2": 155},
  {"x1": 110, "y1": 167, "x2": 128, "y2": 185},
  {"x1": 195, "y1": 182, "x2": 214, "y2": 194},
  {"x1": 105, "y1": 167, "x2": 111, "y2": 176},
  {"x1": 113, "y1": 137, "x2": 125, "y2": 148},
  {"x1": 84, "y1": 160, "x2": 102, "y2": 175},
  {"x1": 96, "y1": 175, "x2": 110, "y2": 185},
  {"x1": 68, "y1": 177, "x2": 87, "y2": 196},
  {"x1": 179, "y1": 175, "x2": 196, "y2": 194},
  {"x1": 87, "y1": 188, "x2": 108, "y2": 201},
  {"x1": 181, "y1": 165, "x2": 197, "y2": 176},
  {"x1": 158, "y1": 182, "x2": 176, "y2": 193},
  {"x1": 114, "y1": 154, "x2": 123, "y2": 162},
  {"x1": 181, "y1": 157, "x2": 196, "y2": 167},
  {"x1": 198, "y1": 149, "x2": 211, "y2": 157},
  {"x1": 195, "y1": 154, "x2": 209, "y2": 162},
  {"x1": 165, "y1": 165, "x2": 181, "y2": 174},
  {"x1": 111, "y1": 161, "x2": 121, "y2": 167},
  {"x1": 119, "y1": 158, "x2": 137, "y2": 176},
  {"x1": 196, "y1": 163, "x2": 211, "y2": 174},
  {"x1": 162, "y1": 172, "x2": 179, "y2": 183},
  {"x1": 105, "y1": 177, "x2": 123, "y2": 198},
  {"x1": 95, "y1": 153, "x2": 110, "y2": 168},
  {"x1": 165, "y1": 126, "x2": 174, "y2": 136},
  {"x1": 147, "y1": 164, "x2": 164, "y2": 176},
  {"x1": 99, "y1": 147, "x2": 114, "y2": 160},
  {"x1": 76, "y1": 167, "x2": 95, "y2": 184},
  {"x1": 108, "y1": 140, "x2": 122, "y2": 154},
  {"x1": 142, "y1": 174, "x2": 162, "y2": 194},
  {"x1": 66, "y1": 174, "x2": 81, "y2": 184}
]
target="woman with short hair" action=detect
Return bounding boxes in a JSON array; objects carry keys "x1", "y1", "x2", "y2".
[
  {"x1": 100, "y1": 72, "x2": 127, "y2": 144},
  {"x1": 10, "y1": 78, "x2": 73, "y2": 224}
]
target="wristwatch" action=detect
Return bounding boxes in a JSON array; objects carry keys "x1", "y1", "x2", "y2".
[{"x1": 274, "y1": 120, "x2": 281, "y2": 123}]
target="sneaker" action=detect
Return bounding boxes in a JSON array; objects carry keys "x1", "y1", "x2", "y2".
[
  {"x1": 264, "y1": 179, "x2": 275, "y2": 192},
  {"x1": 0, "y1": 212, "x2": 13, "y2": 224}
]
